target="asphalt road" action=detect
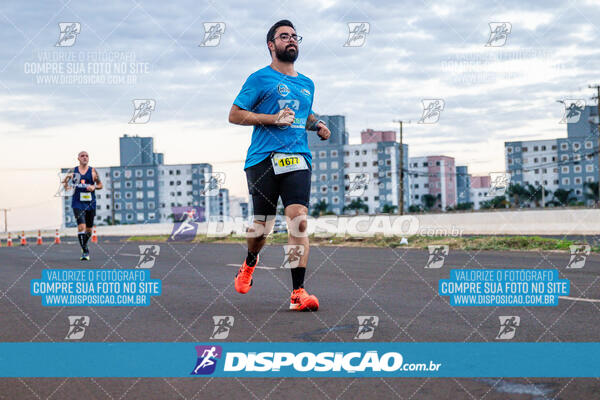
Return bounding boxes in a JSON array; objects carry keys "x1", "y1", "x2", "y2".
[{"x1": 1, "y1": 240, "x2": 599, "y2": 399}]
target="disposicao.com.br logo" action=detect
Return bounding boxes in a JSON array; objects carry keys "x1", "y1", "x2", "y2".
[{"x1": 191, "y1": 346, "x2": 442, "y2": 376}]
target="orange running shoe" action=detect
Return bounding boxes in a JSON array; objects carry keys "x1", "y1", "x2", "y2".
[
  {"x1": 235, "y1": 256, "x2": 257, "y2": 294},
  {"x1": 289, "y1": 288, "x2": 319, "y2": 311}
]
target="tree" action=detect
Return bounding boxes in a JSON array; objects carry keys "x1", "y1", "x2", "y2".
[
  {"x1": 421, "y1": 194, "x2": 439, "y2": 211},
  {"x1": 584, "y1": 182, "x2": 599, "y2": 205},
  {"x1": 479, "y1": 200, "x2": 492, "y2": 210},
  {"x1": 381, "y1": 204, "x2": 397, "y2": 214},
  {"x1": 455, "y1": 202, "x2": 474, "y2": 210},
  {"x1": 408, "y1": 204, "x2": 423, "y2": 213},
  {"x1": 526, "y1": 184, "x2": 550, "y2": 208},
  {"x1": 310, "y1": 199, "x2": 329, "y2": 217},
  {"x1": 492, "y1": 195, "x2": 510, "y2": 208},
  {"x1": 343, "y1": 198, "x2": 369, "y2": 215},
  {"x1": 507, "y1": 183, "x2": 529, "y2": 208},
  {"x1": 549, "y1": 188, "x2": 574, "y2": 206},
  {"x1": 480, "y1": 196, "x2": 509, "y2": 209}
]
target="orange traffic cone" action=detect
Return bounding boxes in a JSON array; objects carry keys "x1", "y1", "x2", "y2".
[
  {"x1": 7, "y1": 233, "x2": 12, "y2": 247},
  {"x1": 20, "y1": 231, "x2": 27, "y2": 246},
  {"x1": 36, "y1": 230, "x2": 43, "y2": 245},
  {"x1": 54, "y1": 229, "x2": 61, "y2": 244},
  {"x1": 91, "y1": 226, "x2": 98, "y2": 243}
]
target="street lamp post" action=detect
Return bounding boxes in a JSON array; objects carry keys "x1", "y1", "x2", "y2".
[
  {"x1": 589, "y1": 85, "x2": 600, "y2": 206},
  {"x1": 393, "y1": 120, "x2": 405, "y2": 215}
]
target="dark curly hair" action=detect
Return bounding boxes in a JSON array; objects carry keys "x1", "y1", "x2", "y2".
[{"x1": 266, "y1": 20, "x2": 295, "y2": 44}]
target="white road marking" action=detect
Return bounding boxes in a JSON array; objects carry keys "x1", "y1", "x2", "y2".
[
  {"x1": 559, "y1": 296, "x2": 600, "y2": 303},
  {"x1": 118, "y1": 256, "x2": 278, "y2": 269},
  {"x1": 226, "y1": 263, "x2": 277, "y2": 270}
]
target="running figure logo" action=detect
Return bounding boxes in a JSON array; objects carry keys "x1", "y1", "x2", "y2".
[
  {"x1": 355, "y1": 316, "x2": 379, "y2": 339},
  {"x1": 567, "y1": 245, "x2": 590, "y2": 269},
  {"x1": 137, "y1": 245, "x2": 160, "y2": 269},
  {"x1": 496, "y1": 316, "x2": 520, "y2": 340},
  {"x1": 129, "y1": 99, "x2": 156, "y2": 124},
  {"x1": 344, "y1": 22, "x2": 370, "y2": 47},
  {"x1": 485, "y1": 22, "x2": 512, "y2": 47},
  {"x1": 559, "y1": 99, "x2": 585, "y2": 124},
  {"x1": 210, "y1": 316, "x2": 234, "y2": 340},
  {"x1": 201, "y1": 173, "x2": 226, "y2": 196},
  {"x1": 199, "y1": 23, "x2": 225, "y2": 47},
  {"x1": 169, "y1": 207, "x2": 204, "y2": 242},
  {"x1": 488, "y1": 172, "x2": 511, "y2": 197},
  {"x1": 65, "y1": 316, "x2": 90, "y2": 340},
  {"x1": 277, "y1": 99, "x2": 302, "y2": 129},
  {"x1": 191, "y1": 345, "x2": 222, "y2": 375},
  {"x1": 56, "y1": 22, "x2": 81, "y2": 47},
  {"x1": 418, "y1": 99, "x2": 445, "y2": 124},
  {"x1": 277, "y1": 99, "x2": 300, "y2": 111},
  {"x1": 281, "y1": 245, "x2": 305, "y2": 269},
  {"x1": 55, "y1": 171, "x2": 79, "y2": 197},
  {"x1": 425, "y1": 245, "x2": 448, "y2": 269},
  {"x1": 346, "y1": 173, "x2": 369, "y2": 197}
]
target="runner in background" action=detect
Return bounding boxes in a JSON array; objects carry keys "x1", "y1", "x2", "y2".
[{"x1": 63, "y1": 151, "x2": 102, "y2": 260}]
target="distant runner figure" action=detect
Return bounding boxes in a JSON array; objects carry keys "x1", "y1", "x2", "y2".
[{"x1": 63, "y1": 151, "x2": 102, "y2": 260}]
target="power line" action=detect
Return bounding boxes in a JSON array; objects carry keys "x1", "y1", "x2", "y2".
[{"x1": 589, "y1": 83, "x2": 600, "y2": 204}]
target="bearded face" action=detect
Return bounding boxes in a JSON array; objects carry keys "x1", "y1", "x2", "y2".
[{"x1": 274, "y1": 40, "x2": 298, "y2": 62}]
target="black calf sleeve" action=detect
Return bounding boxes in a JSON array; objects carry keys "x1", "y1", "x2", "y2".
[
  {"x1": 291, "y1": 267, "x2": 305, "y2": 290},
  {"x1": 83, "y1": 231, "x2": 92, "y2": 247},
  {"x1": 245, "y1": 251, "x2": 259, "y2": 267},
  {"x1": 78, "y1": 233, "x2": 86, "y2": 250}
]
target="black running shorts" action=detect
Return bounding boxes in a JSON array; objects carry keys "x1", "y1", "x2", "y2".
[
  {"x1": 73, "y1": 208, "x2": 96, "y2": 228},
  {"x1": 245, "y1": 155, "x2": 311, "y2": 220}
]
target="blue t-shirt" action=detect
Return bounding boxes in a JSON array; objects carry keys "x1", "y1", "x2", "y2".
[{"x1": 233, "y1": 65, "x2": 315, "y2": 169}]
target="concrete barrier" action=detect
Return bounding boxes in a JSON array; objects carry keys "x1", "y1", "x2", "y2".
[
  {"x1": 414, "y1": 208, "x2": 600, "y2": 235},
  {"x1": 0, "y1": 208, "x2": 598, "y2": 240}
]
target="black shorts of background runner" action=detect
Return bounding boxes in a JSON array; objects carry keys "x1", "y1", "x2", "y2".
[
  {"x1": 73, "y1": 208, "x2": 96, "y2": 228},
  {"x1": 245, "y1": 155, "x2": 311, "y2": 220}
]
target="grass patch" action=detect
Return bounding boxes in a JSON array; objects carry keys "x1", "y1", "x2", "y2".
[{"x1": 125, "y1": 234, "x2": 598, "y2": 252}]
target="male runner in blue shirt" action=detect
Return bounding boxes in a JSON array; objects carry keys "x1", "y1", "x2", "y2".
[{"x1": 229, "y1": 20, "x2": 331, "y2": 311}]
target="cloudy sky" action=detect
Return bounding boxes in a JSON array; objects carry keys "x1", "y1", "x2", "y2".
[{"x1": 1, "y1": 0, "x2": 599, "y2": 230}]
